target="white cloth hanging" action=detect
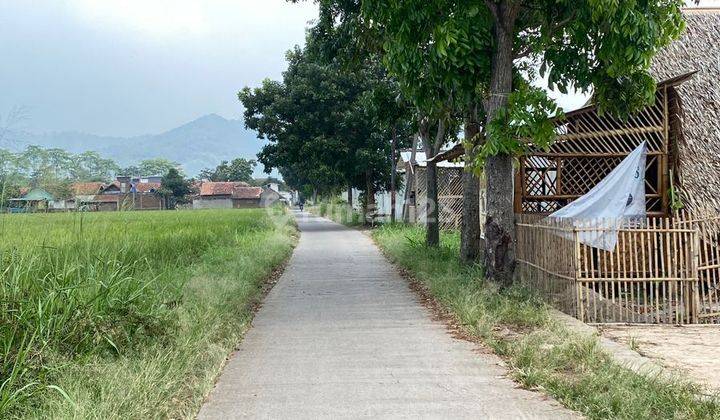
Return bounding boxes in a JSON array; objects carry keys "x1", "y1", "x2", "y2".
[{"x1": 546, "y1": 141, "x2": 647, "y2": 251}]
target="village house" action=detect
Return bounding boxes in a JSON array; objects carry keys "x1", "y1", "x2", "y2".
[
  {"x1": 193, "y1": 181, "x2": 281, "y2": 209},
  {"x1": 7, "y1": 188, "x2": 55, "y2": 213}
]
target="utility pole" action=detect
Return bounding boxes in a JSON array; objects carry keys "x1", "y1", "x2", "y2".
[{"x1": 390, "y1": 127, "x2": 397, "y2": 223}]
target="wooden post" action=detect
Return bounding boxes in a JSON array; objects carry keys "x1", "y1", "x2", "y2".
[
  {"x1": 691, "y1": 228, "x2": 701, "y2": 323},
  {"x1": 513, "y1": 157, "x2": 524, "y2": 213},
  {"x1": 574, "y1": 227, "x2": 584, "y2": 322},
  {"x1": 390, "y1": 127, "x2": 397, "y2": 223},
  {"x1": 661, "y1": 86, "x2": 670, "y2": 215}
]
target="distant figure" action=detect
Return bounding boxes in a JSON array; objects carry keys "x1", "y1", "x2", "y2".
[{"x1": 298, "y1": 197, "x2": 305, "y2": 211}]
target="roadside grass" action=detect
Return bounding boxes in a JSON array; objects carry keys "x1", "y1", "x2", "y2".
[
  {"x1": 0, "y1": 208, "x2": 296, "y2": 418},
  {"x1": 373, "y1": 223, "x2": 720, "y2": 419},
  {"x1": 310, "y1": 200, "x2": 363, "y2": 226}
]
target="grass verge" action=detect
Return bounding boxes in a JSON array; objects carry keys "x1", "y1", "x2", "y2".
[
  {"x1": 308, "y1": 200, "x2": 363, "y2": 226},
  {"x1": 372, "y1": 223, "x2": 720, "y2": 419},
  {"x1": 1, "y1": 208, "x2": 297, "y2": 418}
]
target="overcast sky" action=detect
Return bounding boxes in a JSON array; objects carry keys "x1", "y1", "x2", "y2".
[
  {"x1": 1, "y1": 1, "x2": 718, "y2": 137},
  {"x1": 0, "y1": 0, "x2": 318, "y2": 136}
]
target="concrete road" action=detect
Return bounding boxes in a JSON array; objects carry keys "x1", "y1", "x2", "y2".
[{"x1": 198, "y1": 212, "x2": 576, "y2": 419}]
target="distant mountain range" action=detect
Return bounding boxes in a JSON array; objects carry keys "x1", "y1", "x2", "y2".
[{"x1": 5, "y1": 114, "x2": 273, "y2": 177}]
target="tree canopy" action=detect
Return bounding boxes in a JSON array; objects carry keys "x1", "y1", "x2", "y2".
[
  {"x1": 239, "y1": 31, "x2": 412, "y2": 197},
  {"x1": 287, "y1": 0, "x2": 686, "y2": 284},
  {"x1": 200, "y1": 158, "x2": 256, "y2": 183},
  {"x1": 160, "y1": 168, "x2": 194, "y2": 209}
]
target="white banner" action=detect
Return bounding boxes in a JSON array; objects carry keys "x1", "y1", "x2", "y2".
[{"x1": 547, "y1": 141, "x2": 647, "y2": 251}]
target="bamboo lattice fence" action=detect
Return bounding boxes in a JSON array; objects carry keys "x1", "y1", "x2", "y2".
[
  {"x1": 516, "y1": 212, "x2": 720, "y2": 324},
  {"x1": 414, "y1": 167, "x2": 464, "y2": 230}
]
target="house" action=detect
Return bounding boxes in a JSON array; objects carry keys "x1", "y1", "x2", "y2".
[
  {"x1": 76, "y1": 177, "x2": 165, "y2": 211},
  {"x1": 83, "y1": 176, "x2": 164, "y2": 211},
  {"x1": 7, "y1": 188, "x2": 54, "y2": 213},
  {"x1": 193, "y1": 181, "x2": 281, "y2": 209}
]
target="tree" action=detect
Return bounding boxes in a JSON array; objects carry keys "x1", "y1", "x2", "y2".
[
  {"x1": 471, "y1": 0, "x2": 685, "y2": 286},
  {"x1": 361, "y1": 0, "x2": 684, "y2": 284},
  {"x1": 357, "y1": 1, "x2": 491, "y2": 246},
  {"x1": 160, "y1": 168, "x2": 193, "y2": 209},
  {"x1": 70, "y1": 151, "x2": 120, "y2": 182},
  {"x1": 199, "y1": 158, "x2": 256, "y2": 183},
  {"x1": 240, "y1": 36, "x2": 411, "y2": 204},
  {"x1": 127, "y1": 158, "x2": 181, "y2": 177}
]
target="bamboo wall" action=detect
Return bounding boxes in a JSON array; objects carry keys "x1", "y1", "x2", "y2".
[
  {"x1": 515, "y1": 85, "x2": 679, "y2": 217},
  {"x1": 516, "y1": 213, "x2": 720, "y2": 324}
]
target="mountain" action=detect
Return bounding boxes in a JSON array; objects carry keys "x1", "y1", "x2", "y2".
[{"x1": 7, "y1": 114, "x2": 272, "y2": 177}]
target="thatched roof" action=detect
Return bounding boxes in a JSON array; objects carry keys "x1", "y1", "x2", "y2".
[{"x1": 650, "y1": 8, "x2": 720, "y2": 216}]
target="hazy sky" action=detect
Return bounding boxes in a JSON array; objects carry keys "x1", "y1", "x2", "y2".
[
  {"x1": 0, "y1": 0, "x2": 318, "y2": 136},
  {"x1": 2, "y1": 1, "x2": 718, "y2": 137}
]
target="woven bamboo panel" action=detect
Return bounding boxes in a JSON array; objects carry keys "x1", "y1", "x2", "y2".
[
  {"x1": 518, "y1": 88, "x2": 672, "y2": 217},
  {"x1": 515, "y1": 212, "x2": 720, "y2": 324}
]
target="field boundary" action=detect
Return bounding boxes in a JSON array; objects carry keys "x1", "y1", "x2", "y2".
[{"x1": 195, "y1": 233, "x2": 298, "y2": 413}]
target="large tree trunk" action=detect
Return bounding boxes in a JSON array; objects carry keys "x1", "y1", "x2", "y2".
[
  {"x1": 461, "y1": 118, "x2": 482, "y2": 263},
  {"x1": 483, "y1": 2, "x2": 518, "y2": 287},
  {"x1": 347, "y1": 186, "x2": 353, "y2": 207},
  {"x1": 425, "y1": 161, "x2": 440, "y2": 246},
  {"x1": 419, "y1": 119, "x2": 445, "y2": 247}
]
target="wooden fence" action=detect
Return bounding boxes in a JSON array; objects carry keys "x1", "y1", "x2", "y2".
[{"x1": 516, "y1": 213, "x2": 720, "y2": 324}]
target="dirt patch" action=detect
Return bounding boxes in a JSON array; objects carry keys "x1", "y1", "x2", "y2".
[{"x1": 599, "y1": 324, "x2": 720, "y2": 392}]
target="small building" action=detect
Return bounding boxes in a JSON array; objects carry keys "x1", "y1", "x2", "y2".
[
  {"x1": 92, "y1": 177, "x2": 164, "y2": 211},
  {"x1": 193, "y1": 181, "x2": 281, "y2": 209},
  {"x1": 8, "y1": 188, "x2": 54, "y2": 213}
]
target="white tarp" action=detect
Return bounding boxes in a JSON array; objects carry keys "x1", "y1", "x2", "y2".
[{"x1": 547, "y1": 141, "x2": 647, "y2": 251}]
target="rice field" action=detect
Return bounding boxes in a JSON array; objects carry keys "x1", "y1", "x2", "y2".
[{"x1": 0, "y1": 208, "x2": 296, "y2": 418}]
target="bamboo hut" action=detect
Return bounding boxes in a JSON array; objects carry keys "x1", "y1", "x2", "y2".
[
  {"x1": 516, "y1": 9, "x2": 720, "y2": 324},
  {"x1": 649, "y1": 8, "x2": 720, "y2": 217},
  {"x1": 433, "y1": 9, "x2": 720, "y2": 324}
]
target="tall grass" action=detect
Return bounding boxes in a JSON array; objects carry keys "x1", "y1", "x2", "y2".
[
  {"x1": 373, "y1": 224, "x2": 720, "y2": 419},
  {"x1": 0, "y1": 209, "x2": 296, "y2": 418}
]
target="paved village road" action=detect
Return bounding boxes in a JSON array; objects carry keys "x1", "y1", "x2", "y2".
[{"x1": 198, "y1": 211, "x2": 577, "y2": 419}]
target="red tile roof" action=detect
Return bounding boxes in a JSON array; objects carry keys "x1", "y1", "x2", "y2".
[
  {"x1": 72, "y1": 182, "x2": 105, "y2": 196},
  {"x1": 232, "y1": 186, "x2": 263, "y2": 199},
  {"x1": 199, "y1": 181, "x2": 261, "y2": 199},
  {"x1": 101, "y1": 181, "x2": 160, "y2": 193},
  {"x1": 134, "y1": 182, "x2": 161, "y2": 193}
]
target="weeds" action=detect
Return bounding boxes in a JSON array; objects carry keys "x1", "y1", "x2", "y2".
[{"x1": 373, "y1": 223, "x2": 720, "y2": 419}]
